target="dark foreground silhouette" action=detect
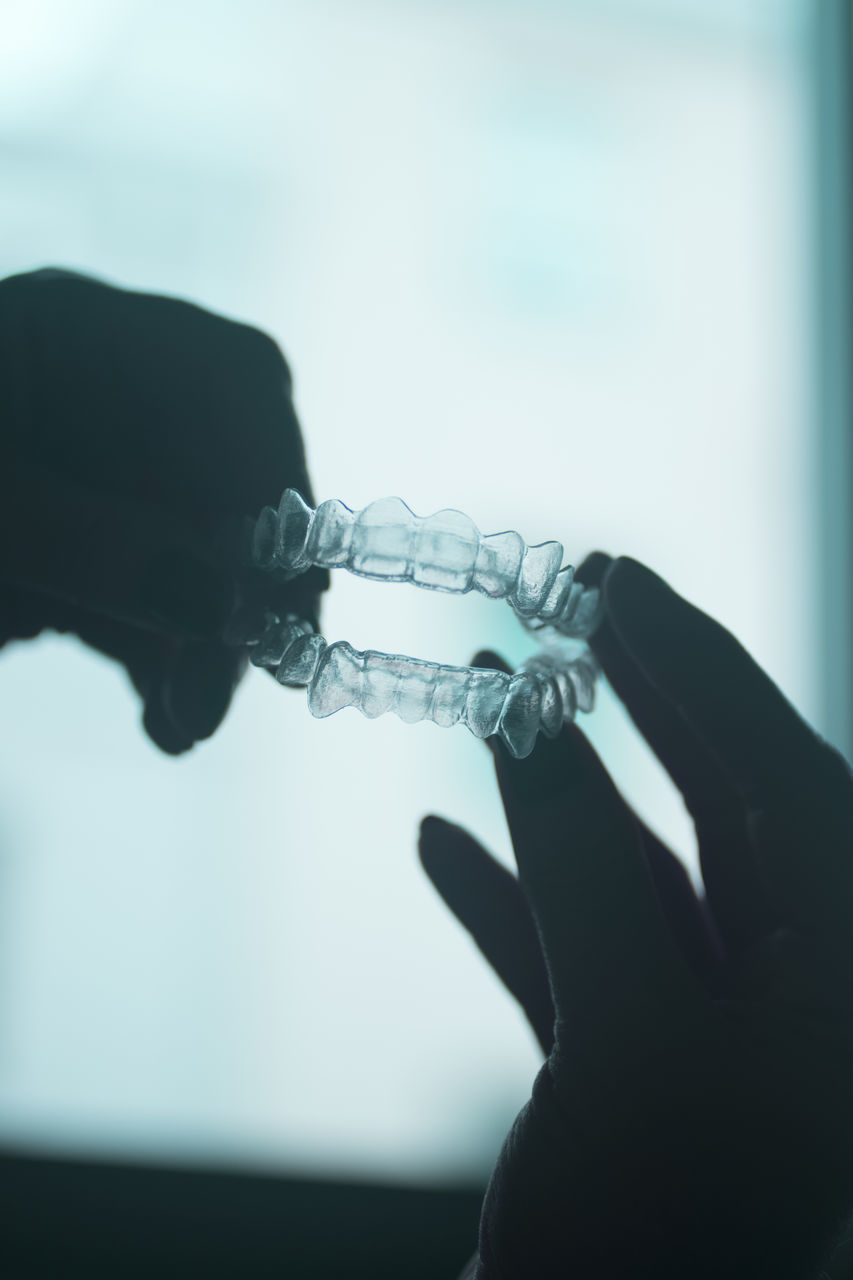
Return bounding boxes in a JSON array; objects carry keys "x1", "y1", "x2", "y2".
[{"x1": 2, "y1": 270, "x2": 853, "y2": 1278}]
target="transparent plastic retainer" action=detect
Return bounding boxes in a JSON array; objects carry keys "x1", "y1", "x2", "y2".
[{"x1": 228, "y1": 491, "x2": 602, "y2": 759}]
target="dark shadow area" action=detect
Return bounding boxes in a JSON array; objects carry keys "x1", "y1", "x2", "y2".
[{"x1": 0, "y1": 1150, "x2": 482, "y2": 1278}]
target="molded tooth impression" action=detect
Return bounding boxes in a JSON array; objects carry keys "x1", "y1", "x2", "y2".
[
  {"x1": 266, "y1": 490, "x2": 593, "y2": 628},
  {"x1": 303, "y1": 644, "x2": 581, "y2": 759},
  {"x1": 242, "y1": 490, "x2": 602, "y2": 758}
]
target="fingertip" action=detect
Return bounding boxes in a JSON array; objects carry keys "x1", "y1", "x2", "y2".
[
  {"x1": 418, "y1": 813, "x2": 445, "y2": 849},
  {"x1": 418, "y1": 816, "x2": 467, "y2": 894},
  {"x1": 165, "y1": 645, "x2": 246, "y2": 744},
  {"x1": 603, "y1": 558, "x2": 696, "y2": 665},
  {"x1": 418, "y1": 814, "x2": 463, "y2": 863},
  {"x1": 610, "y1": 555, "x2": 654, "y2": 575},
  {"x1": 471, "y1": 649, "x2": 512, "y2": 674},
  {"x1": 142, "y1": 686, "x2": 195, "y2": 755},
  {"x1": 575, "y1": 551, "x2": 613, "y2": 588},
  {"x1": 419, "y1": 814, "x2": 489, "y2": 868},
  {"x1": 604, "y1": 556, "x2": 668, "y2": 609}
]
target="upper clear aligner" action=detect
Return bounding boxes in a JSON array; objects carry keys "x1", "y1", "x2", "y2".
[{"x1": 242, "y1": 491, "x2": 602, "y2": 759}]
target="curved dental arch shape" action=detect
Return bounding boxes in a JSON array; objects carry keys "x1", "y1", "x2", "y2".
[{"x1": 241, "y1": 490, "x2": 602, "y2": 759}]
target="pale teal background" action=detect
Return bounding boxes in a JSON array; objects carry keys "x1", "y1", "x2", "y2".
[{"x1": 0, "y1": 0, "x2": 822, "y2": 1180}]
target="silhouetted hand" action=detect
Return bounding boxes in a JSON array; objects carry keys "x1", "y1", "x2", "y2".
[
  {"x1": 420, "y1": 556, "x2": 853, "y2": 1279},
  {"x1": 0, "y1": 268, "x2": 327, "y2": 752}
]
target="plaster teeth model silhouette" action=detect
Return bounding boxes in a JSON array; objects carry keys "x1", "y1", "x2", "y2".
[{"x1": 241, "y1": 490, "x2": 603, "y2": 757}]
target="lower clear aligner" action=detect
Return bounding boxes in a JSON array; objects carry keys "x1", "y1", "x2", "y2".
[{"x1": 245, "y1": 614, "x2": 598, "y2": 760}]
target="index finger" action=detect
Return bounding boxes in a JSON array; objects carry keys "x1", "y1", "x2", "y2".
[
  {"x1": 604, "y1": 557, "x2": 853, "y2": 935},
  {"x1": 577, "y1": 554, "x2": 772, "y2": 957},
  {"x1": 492, "y1": 727, "x2": 700, "y2": 1038},
  {"x1": 603, "y1": 558, "x2": 825, "y2": 809}
]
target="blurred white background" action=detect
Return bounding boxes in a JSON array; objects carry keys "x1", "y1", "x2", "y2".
[{"x1": 0, "y1": 0, "x2": 819, "y2": 1180}]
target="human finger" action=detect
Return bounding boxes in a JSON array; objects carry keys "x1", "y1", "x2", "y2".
[
  {"x1": 4, "y1": 582, "x2": 253, "y2": 754},
  {"x1": 138, "y1": 643, "x2": 245, "y2": 754},
  {"x1": 419, "y1": 815, "x2": 555, "y2": 1054},
  {"x1": 577, "y1": 553, "x2": 771, "y2": 958},
  {"x1": 161, "y1": 641, "x2": 247, "y2": 747},
  {"x1": 604, "y1": 558, "x2": 853, "y2": 934},
  {"x1": 604, "y1": 557, "x2": 821, "y2": 806},
  {"x1": 640, "y1": 825, "x2": 725, "y2": 993},
  {"x1": 475, "y1": 633, "x2": 724, "y2": 986},
  {"x1": 142, "y1": 677, "x2": 196, "y2": 754},
  {"x1": 471, "y1": 649, "x2": 512, "y2": 676},
  {"x1": 493, "y1": 727, "x2": 700, "y2": 1036}
]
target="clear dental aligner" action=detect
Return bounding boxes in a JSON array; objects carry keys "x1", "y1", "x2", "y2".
[
  {"x1": 251, "y1": 490, "x2": 600, "y2": 637},
  {"x1": 245, "y1": 612, "x2": 599, "y2": 760},
  {"x1": 241, "y1": 489, "x2": 601, "y2": 759}
]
